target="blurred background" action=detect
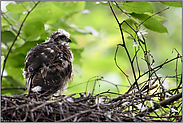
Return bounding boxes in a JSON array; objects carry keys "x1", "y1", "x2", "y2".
[{"x1": 1, "y1": 1, "x2": 182, "y2": 96}]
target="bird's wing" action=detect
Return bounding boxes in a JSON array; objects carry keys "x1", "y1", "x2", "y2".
[{"x1": 24, "y1": 44, "x2": 53, "y2": 75}]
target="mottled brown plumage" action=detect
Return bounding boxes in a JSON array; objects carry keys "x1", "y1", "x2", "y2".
[{"x1": 23, "y1": 29, "x2": 74, "y2": 97}]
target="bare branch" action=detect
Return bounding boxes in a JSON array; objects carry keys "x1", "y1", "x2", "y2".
[
  {"x1": 1, "y1": 1, "x2": 41, "y2": 81},
  {"x1": 136, "y1": 92, "x2": 182, "y2": 117}
]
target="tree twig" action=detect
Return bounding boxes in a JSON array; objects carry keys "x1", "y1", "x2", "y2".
[
  {"x1": 136, "y1": 92, "x2": 182, "y2": 117},
  {"x1": 1, "y1": 1, "x2": 41, "y2": 82},
  {"x1": 58, "y1": 109, "x2": 92, "y2": 122}
]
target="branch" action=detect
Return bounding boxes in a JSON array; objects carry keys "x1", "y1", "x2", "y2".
[
  {"x1": 58, "y1": 109, "x2": 92, "y2": 122},
  {"x1": 126, "y1": 55, "x2": 181, "y2": 94},
  {"x1": 1, "y1": 1, "x2": 41, "y2": 82},
  {"x1": 108, "y1": 1, "x2": 137, "y2": 82},
  {"x1": 138, "y1": 7, "x2": 170, "y2": 27},
  {"x1": 137, "y1": 55, "x2": 182, "y2": 81},
  {"x1": 136, "y1": 92, "x2": 182, "y2": 117}
]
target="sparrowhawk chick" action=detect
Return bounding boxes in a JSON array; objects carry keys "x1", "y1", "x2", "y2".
[{"x1": 23, "y1": 29, "x2": 74, "y2": 97}]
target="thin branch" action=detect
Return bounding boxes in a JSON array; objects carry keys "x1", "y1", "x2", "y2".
[
  {"x1": 58, "y1": 109, "x2": 92, "y2": 122},
  {"x1": 137, "y1": 55, "x2": 182, "y2": 81},
  {"x1": 114, "y1": 44, "x2": 129, "y2": 77},
  {"x1": 109, "y1": 1, "x2": 137, "y2": 82},
  {"x1": 138, "y1": 7, "x2": 170, "y2": 27},
  {"x1": 1, "y1": 1, "x2": 41, "y2": 81},
  {"x1": 136, "y1": 92, "x2": 182, "y2": 117},
  {"x1": 114, "y1": 1, "x2": 131, "y2": 17},
  {"x1": 1, "y1": 11, "x2": 19, "y2": 35}
]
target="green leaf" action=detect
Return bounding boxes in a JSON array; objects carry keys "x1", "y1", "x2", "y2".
[
  {"x1": 64, "y1": 1, "x2": 86, "y2": 23},
  {"x1": 1, "y1": 56, "x2": 5, "y2": 67},
  {"x1": 160, "y1": 1, "x2": 182, "y2": 7},
  {"x1": 121, "y1": 18, "x2": 137, "y2": 39},
  {"x1": 6, "y1": 2, "x2": 29, "y2": 14},
  {"x1": 123, "y1": 1, "x2": 153, "y2": 14},
  {"x1": 1, "y1": 31, "x2": 16, "y2": 43},
  {"x1": 49, "y1": 19, "x2": 72, "y2": 32},
  {"x1": 145, "y1": 13, "x2": 167, "y2": 21},
  {"x1": 1, "y1": 17, "x2": 8, "y2": 27},
  {"x1": 131, "y1": 13, "x2": 168, "y2": 33},
  {"x1": 24, "y1": 1, "x2": 85, "y2": 24},
  {"x1": 14, "y1": 40, "x2": 44, "y2": 55},
  {"x1": 6, "y1": 53, "x2": 25, "y2": 68},
  {"x1": 6, "y1": 11, "x2": 20, "y2": 22},
  {"x1": 25, "y1": 2, "x2": 65, "y2": 24},
  {"x1": 23, "y1": 21, "x2": 45, "y2": 41},
  {"x1": 1, "y1": 46, "x2": 8, "y2": 56},
  {"x1": 71, "y1": 28, "x2": 92, "y2": 35},
  {"x1": 5, "y1": 65, "x2": 25, "y2": 84},
  {"x1": 52, "y1": 1, "x2": 85, "y2": 16}
]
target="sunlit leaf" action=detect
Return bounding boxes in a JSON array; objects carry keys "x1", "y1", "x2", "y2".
[
  {"x1": 1, "y1": 45, "x2": 8, "y2": 56},
  {"x1": 6, "y1": 2, "x2": 29, "y2": 14},
  {"x1": 5, "y1": 67, "x2": 25, "y2": 84},
  {"x1": 23, "y1": 21, "x2": 45, "y2": 41},
  {"x1": 64, "y1": 1, "x2": 86, "y2": 23},
  {"x1": 23, "y1": 1, "x2": 85, "y2": 24},
  {"x1": 131, "y1": 13, "x2": 168, "y2": 33},
  {"x1": 145, "y1": 13, "x2": 167, "y2": 21},
  {"x1": 123, "y1": 1, "x2": 153, "y2": 14},
  {"x1": 6, "y1": 11, "x2": 20, "y2": 22},
  {"x1": 21, "y1": 2, "x2": 64, "y2": 23},
  {"x1": 14, "y1": 40, "x2": 44, "y2": 55},
  {"x1": 72, "y1": 28, "x2": 92, "y2": 35},
  {"x1": 160, "y1": 1, "x2": 182, "y2": 7}
]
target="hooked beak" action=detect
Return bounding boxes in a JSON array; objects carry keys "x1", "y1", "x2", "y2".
[{"x1": 67, "y1": 38, "x2": 71, "y2": 42}]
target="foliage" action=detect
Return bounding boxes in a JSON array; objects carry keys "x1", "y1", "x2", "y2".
[{"x1": 1, "y1": 1, "x2": 182, "y2": 96}]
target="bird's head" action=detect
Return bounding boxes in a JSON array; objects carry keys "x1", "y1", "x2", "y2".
[{"x1": 48, "y1": 29, "x2": 71, "y2": 44}]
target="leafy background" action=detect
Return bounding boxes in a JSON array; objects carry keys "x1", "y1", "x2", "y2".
[{"x1": 1, "y1": 1, "x2": 182, "y2": 96}]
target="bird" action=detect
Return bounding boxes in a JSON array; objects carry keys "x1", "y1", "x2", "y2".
[{"x1": 23, "y1": 29, "x2": 74, "y2": 97}]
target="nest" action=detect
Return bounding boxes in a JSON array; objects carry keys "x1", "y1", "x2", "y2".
[{"x1": 1, "y1": 83, "x2": 182, "y2": 122}]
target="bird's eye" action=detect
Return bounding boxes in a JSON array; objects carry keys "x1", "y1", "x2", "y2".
[{"x1": 57, "y1": 35, "x2": 66, "y2": 40}]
